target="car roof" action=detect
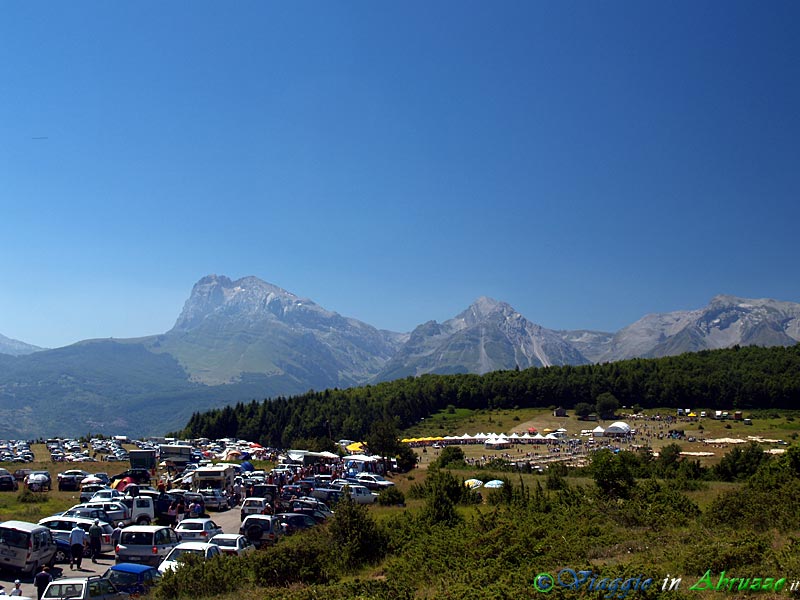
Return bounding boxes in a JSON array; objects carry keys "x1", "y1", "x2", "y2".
[
  {"x1": 122, "y1": 525, "x2": 167, "y2": 532},
  {"x1": 172, "y1": 541, "x2": 217, "y2": 550},
  {"x1": 40, "y1": 516, "x2": 105, "y2": 525},
  {"x1": 179, "y1": 518, "x2": 214, "y2": 524},
  {"x1": 109, "y1": 563, "x2": 158, "y2": 574},
  {"x1": 209, "y1": 533, "x2": 242, "y2": 540}
]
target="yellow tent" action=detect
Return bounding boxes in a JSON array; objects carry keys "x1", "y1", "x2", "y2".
[{"x1": 346, "y1": 441, "x2": 365, "y2": 453}]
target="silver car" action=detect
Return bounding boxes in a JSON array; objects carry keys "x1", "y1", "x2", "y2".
[{"x1": 115, "y1": 525, "x2": 181, "y2": 567}]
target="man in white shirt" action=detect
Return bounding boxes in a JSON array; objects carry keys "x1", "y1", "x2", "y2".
[{"x1": 69, "y1": 524, "x2": 87, "y2": 570}]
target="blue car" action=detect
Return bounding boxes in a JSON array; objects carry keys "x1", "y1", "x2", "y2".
[{"x1": 102, "y1": 563, "x2": 162, "y2": 596}]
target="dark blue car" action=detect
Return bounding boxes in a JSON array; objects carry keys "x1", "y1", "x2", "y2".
[{"x1": 103, "y1": 563, "x2": 162, "y2": 596}]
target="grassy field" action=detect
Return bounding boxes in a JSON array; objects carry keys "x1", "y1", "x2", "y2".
[
  {"x1": 404, "y1": 406, "x2": 799, "y2": 469},
  {"x1": 0, "y1": 444, "x2": 138, "y2": 523}
]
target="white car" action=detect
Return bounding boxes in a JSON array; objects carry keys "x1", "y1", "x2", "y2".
[
  {"x1": 90, "y1": 489, "x2": 124, "y2": 502},
  {"x1": 208, "y1": 533, "x2": 255, "y2": 556},
  {"x1": 157, "y1": 541, "x2": 221, "y2": 573},
  {"x1": 355, "y1": 473, "x2": 396, "y2": 491},
  {"x1": 175, "y1": 518, "x2": 223, "y2": 541},
  {"x1": 240, "y1": 497, "x2": 271, "y2": 520}
]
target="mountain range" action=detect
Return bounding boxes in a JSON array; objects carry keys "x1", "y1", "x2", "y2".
[
  {"x1": 0, "y1": 333, "x2": 44, "y2": 356},
  {"x1": 1, "y1": 274, "x2": 798, "y2": 437}
]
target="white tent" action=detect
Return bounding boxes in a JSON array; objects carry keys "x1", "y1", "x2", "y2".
[
  {"x1": 592, "y1": 425, "x2": 606, "y2": 437},
  {"x1": 605, "y1": 421, "x2": 632, "y2": 436}
]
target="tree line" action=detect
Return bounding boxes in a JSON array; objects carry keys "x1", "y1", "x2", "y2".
[{"x1": 175, "y1": 344, "x2": 800, "y2": 447}]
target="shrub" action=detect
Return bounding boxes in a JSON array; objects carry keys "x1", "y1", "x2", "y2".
[
  {"x1": 18, "y1": 488, "x2": 48, "y2": 504},
  {"x1": 377, "y1": 487, "x2": 405, "y2": 506},
  {"x1": 327, "y1": 497, "x2": 385, "y2": 570},
  {"x1": 430, "y1": 446, "x2": 465, "y2": 470}
]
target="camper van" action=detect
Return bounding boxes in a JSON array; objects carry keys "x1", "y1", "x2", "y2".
[
  {"x1": 191, "y1": 464, "x2": 237, "y2": 491},
  {"x1": 0, "y1": 520, "x2": 57, "y2": 574}
]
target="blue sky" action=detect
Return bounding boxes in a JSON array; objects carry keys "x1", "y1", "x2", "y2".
[{"x1": 1, "y1": 1, "x2": 799, "y2": 349}]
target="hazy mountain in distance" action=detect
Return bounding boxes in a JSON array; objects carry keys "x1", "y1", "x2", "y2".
[
  {"x1": 0, "y1": 332, "x2": 44, "y2": 356},
  {"x1": 373, "y1": 297, "x2": 590, "y2": 381},
  {"x1": 555, "y1": 330, "x2": 614, "y2": 363},
  {"x1": 146, "y1": 275, "x2": 406, "y2": 389},
  {"x1": 587, "y1": 295, "x2": 800, "y2": 362}
]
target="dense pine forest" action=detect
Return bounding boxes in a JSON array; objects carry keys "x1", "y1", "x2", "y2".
[{"x1": 177, "y1": 344, "x2": 800, "y2": 446}]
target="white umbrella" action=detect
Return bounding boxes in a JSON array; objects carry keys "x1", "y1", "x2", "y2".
[{"x1": 483, "y1": 480, "x2": 504, "y2": 489}]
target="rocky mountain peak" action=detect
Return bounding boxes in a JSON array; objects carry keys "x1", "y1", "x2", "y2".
[{"x1": 172, "y1": 274, "x2": 309, "y2": 331}]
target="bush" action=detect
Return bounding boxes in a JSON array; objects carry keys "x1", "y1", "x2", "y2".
[
  {"x1": 18, "y1": 488, "x2": 48, "y2": 504},
  {"x1": 377, "y1": 487, "x2": 405, "y2": 506},
  {"x1": 430, "y1": 446, "x2": 465, "y2": 470},
  {"x1": 328, "y1": 497, "x2": 385, "y2": 570}
]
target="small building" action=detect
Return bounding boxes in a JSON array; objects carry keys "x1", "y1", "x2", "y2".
[{"x1": 553, "y1": 407, "x2": 567, "y2": 418}]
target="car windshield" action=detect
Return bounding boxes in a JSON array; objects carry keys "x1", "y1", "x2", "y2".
[
  {"x1": 212, "y1": 538, "x2": 235, "y2": 547},
  {"x1": 180, "y1": 523, "x2": 203, "y2": 531},
  {"x1": 0, "y1": 527, "x2": 28, "y2": 548},
  {"x1": 167, "y1": 548, "x2": 204, "y2": 560},
  {"x1": 121, "y1": 532, "x2": 153, "y2": 545},
  {"x1": 108, "y1": 570, "x2": 139, "y2": 585}
]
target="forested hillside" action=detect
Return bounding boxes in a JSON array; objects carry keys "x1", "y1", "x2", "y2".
[{"x1": 178, "y1": 344, "x2": 800, "y2": 446}]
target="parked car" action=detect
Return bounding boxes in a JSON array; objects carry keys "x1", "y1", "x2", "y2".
[
  {"x1": 28, "y1": 470, "x2": 53, "y2": 491},
  {"x1": 78, "y1": 501, "x2": 131, "y2": 525},
  {"x1": 0, "y1": 470, "x2": 18, "y2": 491},
  {"x1": 275, "y1": 512, "x2": 318, "y2": 535},
  {"x1": 174, "y1": 518, "x2": 223, "y2": 541},
  {"x1": 81, "y1": 484, "x2": 111, "y2": 503},
  {"x1": 52, "y1": 536, "x2": 74, "y2": 564},
  {"x1": 208, "y1": 533, "x2": 255, "y2": 556},
  {"x1": 0, "y1": 520, "x2": 57, "y2": 575},
  {"x1": 238, "y1": 515, "x2": 282, "y2": 548},
  {"x1": 311, "y1": 488, "x2": 345, "y2": 505},
  {"x1": 198, "y1": 488, "x2": 230, "y2": 511},
  {"x1": 61, "y1": 506, "x2": 113, "y2": 525},
  {"x1": 288, "y1": 498, "x2": 333, "y2": 518},
  {"x1": 13, "y1": 468, "x2": 33, "y2": 481},
  {"x1": 115, "y1": 525, "x2": 181, "y2": 567},
  {"x1": 38, "y1": 516, "x2": 115, "y2": 554},
  {"x1": 58, "y1": 470, "x2": 90, "y2": 491},
  {"x1": 103, "y1": 563, "x2": 162, "y2": 595},
  {"x1": 157, "y1": 542, "x2": 221, "y2": 574},
  {"x1": 355, "y1": 473, "x2": 396, "y2": 491},
  {"x1": 91, "y1": 489, "x2": 125, "y2": 502},
  {"x1": 119, "y1": 496, "x2": 156, "y2": 525},
  {"x1": 342, "y1": 484, "x2": 378, "y2": 504},
  {"x1": 240, "y1": 497, "x2": 271, "y2": 520},
  {"x1": 42, "y1": 576, "x2": 128, "y2": 600}
]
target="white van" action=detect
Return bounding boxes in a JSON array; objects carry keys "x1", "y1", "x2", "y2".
[{"x1": 0, "y1": 520, "x2": 57, "y2": 574}]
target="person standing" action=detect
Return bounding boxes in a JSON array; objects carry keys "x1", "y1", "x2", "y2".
[
  {"x1": 88, "y1": 519, "x2": 103, "y2": 563},
  {"x1": 111, "y1": 522, "x2": 124, "y2": 546},
  {"x1": 8, "y1": 581, "x2": 22, "y2": 597},
  {"x1": 69, "y1": 523, "x2": 87, "y2": 570},
  {"x1": 34, "y1": 565, "x2": 52, "y2": 600}
]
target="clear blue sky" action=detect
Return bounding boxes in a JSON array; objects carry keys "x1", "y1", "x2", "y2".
[{"x1": 2, "y1": 1, "x2": 798, "y2": 349}]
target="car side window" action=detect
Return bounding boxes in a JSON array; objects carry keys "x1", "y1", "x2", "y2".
[
  {"x1": 154, "y1": 529, "x2": 166, "y2": 545},
  {"x1": 169, "y1": 529, "x2": 178, "y2": 543}
]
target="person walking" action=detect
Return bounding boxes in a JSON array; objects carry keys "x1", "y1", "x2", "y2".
[
  {"x1": 111, "y1": 522, "x2": 124, "y2": 546},
  {"x1": 88, "y1": 519, "x2": 103, "y2": 563},
  {"x1": 69, "y1": 523, "x2": 87, "y2": 570},
  {"x1": 34, "y1": 565, "x2": 52, "y2": 600}
]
